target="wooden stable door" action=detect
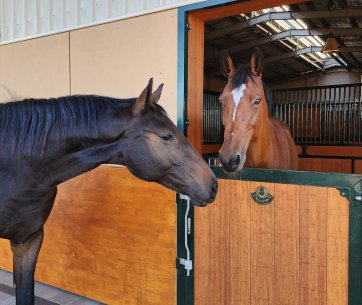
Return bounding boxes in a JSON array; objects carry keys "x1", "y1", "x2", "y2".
[{"x1": 194, "y1": 179, "x2": 349, "y2": 305}]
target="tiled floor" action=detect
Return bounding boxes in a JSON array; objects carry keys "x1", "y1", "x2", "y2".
[{"x1": 0, "y1": 270, "x2": 105, "y2": 305}]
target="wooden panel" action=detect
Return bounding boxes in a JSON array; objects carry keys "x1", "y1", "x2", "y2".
[
  {"x1": 191, "y1": 0, "x2": 306, "y2": 21},
  {"x1": 299, "y1": 186, "x2": 327, "y2": 305},
  {"x1": 195, "y1": 180, "x2": 348, "y2": 305},
  {"x1": 201, "y1": 144, "x2": 222, "y2": 155},
  {"x1": 274, "y1": 184, "x2": 300, "y2": 305},
  {"x1": 307, "y1": 146, "x2": 362, "y2": 157},
  {"x1": 298, "y1": 158, "x2": 352, "y2": 173},
  {"x1": 321, "y1": 159, "x2": 351, "y2": 173},
  {"x1": 0, "y1": 166, "x2": 176, "y2": 305},
  {"x1": 229, "y1": 180, "x2": 251, "y2": 305},
  {"x1": 187, "y1": 14, "x2": 204, "y2": 153},
  {"x1": 194, "y1": 179, "x2": 230, "y2": 305},
  {"x1": 327, "y1": 188, "x2": 349, "y2": 305},
  {"x1": 354, "y1": 160, "x2": 362, "y2": 174},
  {"x1": 299, "y1": 158, "x2": 322, "y2": 172},
  {"x1": 250, "y1": 181, "x2": 275, "y2": 305}
]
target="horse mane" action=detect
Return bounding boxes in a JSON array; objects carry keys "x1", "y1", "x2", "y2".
[
  {"x1": 231, "y1": 64, "x2": 273, "y2": 115},
  {"x1": 0, "y1": 95, "x2": 135, "y2": 157}
]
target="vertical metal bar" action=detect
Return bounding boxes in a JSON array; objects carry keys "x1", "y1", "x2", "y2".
[
  {"x1": 358, "y1": 85, "x2": 361, "y2": 143},
  {"x1": 306, "y1": 88, "x2": 309, "y2": 142},
  {"x1": 327, "y1": 88, "x2": 332, "y2": 142},
  {"x1": 310, "y1": 88, "x2": 313, "y2": 143},
  {"x1": 292, "y1": 90, "x2": 296, "y2": 138},
  {"x1": 314, "y1": 87, "x2": 317, "y2": 143},
  {"x1": 319, "y1": 88, "x2": 322, "y2": 143},
  {"x1": 342, "y1": 86, "x2": 346, "y2": 143},
  {"x1": 296, "y1": 89, "x2": 300, "y2": 143},
  {"x1": 288, "y1": 91, "x2": 291, "y2": 130},
  {"x1": 333, "y1": 87, "x2": 337, "y2": 143}
]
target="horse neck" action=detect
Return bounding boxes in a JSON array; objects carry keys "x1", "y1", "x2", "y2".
[{"x1": 8, "y1": 97, "x2": 134, "y2": 186}]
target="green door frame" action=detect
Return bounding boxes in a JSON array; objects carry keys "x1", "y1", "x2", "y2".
[{"x1": 176, "y1": 2, "x2": 362, "y2": 305}]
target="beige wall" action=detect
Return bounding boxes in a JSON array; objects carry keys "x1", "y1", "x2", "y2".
[
  {"x1": 0, "y1": 9, "x2": 178, "y2": 122},
  {"x1": 0, "y1": 33, "x2": 70, "y2": 100}
]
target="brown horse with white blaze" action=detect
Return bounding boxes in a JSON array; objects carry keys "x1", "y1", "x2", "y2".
[{"x1": 218, "y1": 48, "x2": 298, "y2": 172}]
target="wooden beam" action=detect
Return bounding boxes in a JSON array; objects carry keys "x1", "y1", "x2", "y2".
[{"x1": 191, "y1": 0, "x2": 308, "y2": 21}]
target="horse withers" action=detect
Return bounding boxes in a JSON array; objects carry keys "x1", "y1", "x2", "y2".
[
  {"x1": 218, "y1": 48, "x2": 298, "y2": 172},
  {"x1": 0, "y1": 78, "x2": 217, "y2": 305}
]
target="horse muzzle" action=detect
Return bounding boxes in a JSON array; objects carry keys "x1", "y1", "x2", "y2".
[{"x1": 219, "y1": 152, "x2": 246, "y2": 172}]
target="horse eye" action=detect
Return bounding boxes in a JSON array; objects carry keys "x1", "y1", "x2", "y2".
[
  {"x1": 253, "y1": 98, "x2": 262, "y2": 106},
  {"x1": 161, "y1": 133, "x2": 174, "y2": 141}
]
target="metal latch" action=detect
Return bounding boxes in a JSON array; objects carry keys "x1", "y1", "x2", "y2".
[
  {"x1": 177, "y1": 257, "x2": 193, "y2": 271},
  {"x1": 178, "y1": 194, "x2": 193, "y2": 276}
]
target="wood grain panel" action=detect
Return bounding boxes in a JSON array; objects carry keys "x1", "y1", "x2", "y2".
[
  {"x1": 194, "y1": 179, "x2": 230, "y2": 305},
  {"x1": 195, "y1": 180, "x2": 348, "y2": 305},
  {"x1": 321, "y1": 159, "x2": 351, "y2": 174},
  {"x1": 299, "y1": 158, "x2": 322, "y2": 172},
  {"x1": 354, "y1": 160, "x2": 362, "y2": 174},
  {"x1": 299, "y1": 185, "x2": 327, "y2": 305},
  {"x1": 191, "y1": 0, "x2": 306, "y2": 21},
  {"x1": 229, "y1": 180, "x2": 251, "y2": 305},
  {"x1": 187, "y1": 14, "x2": 204, "y2": 153},
  {"x1": 250, "y1": 182, "x2": 275, "y2": 305},
  {"x1": 0, "y1": 167, "x2": 176, "y2": 305},
  {"x1": 274, "y1": 184, "x2": 300, "y2": 305},
  {"x1": 298, "y1": 158, "x2": 352, "y2": 173},
  {"x1": 327, "y1": 188, "x2": 349, "y2": 305},
  {"x1": 307, "y1": 146, "x2": 362, "y2": 157}
]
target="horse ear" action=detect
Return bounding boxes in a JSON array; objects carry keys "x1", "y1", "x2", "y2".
[
  {"x1": 150, "y1": 83, "x2": 163, "y2": 105},
  {"x1": 251, "y1": 47, "x2": 264, "y2": 77},
  {"x1": 220, "y1": 50, "x2": 235, "y2": 78},
  {"x1": 132, "y1": 78, "x2": 153, "y2": 116}
]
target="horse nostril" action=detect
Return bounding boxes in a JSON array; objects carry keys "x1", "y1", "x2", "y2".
[
  {"x1": 211, "y1": 180, "x2": 218, "y2": 195},
  {"x1": 230, "y1": 154, "x2": 241, "y2": 169}
]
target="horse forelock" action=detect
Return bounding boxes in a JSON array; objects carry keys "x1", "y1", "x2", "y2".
[
  {"x1": 0, "y1": 95, "x2": 134, "y2": 157},
  {"x1": 231, "y1": 64, "x2": 272, "y2": 116}
]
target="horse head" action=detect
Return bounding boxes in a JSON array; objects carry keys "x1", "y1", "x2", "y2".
[
  {"x1": 123, "y1": 79, "x2": 218, "y2": 206},
  {"x1": 218, "y1": 48, "x2": 266, "y2": 172}
]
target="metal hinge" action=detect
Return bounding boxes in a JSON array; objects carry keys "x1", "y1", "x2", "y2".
[{"x1": 186, "y1": 23, "x2": 191, "y2": 30}]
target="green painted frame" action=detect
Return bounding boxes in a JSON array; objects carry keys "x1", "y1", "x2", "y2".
[{"x1": 176, "y1": 1, "x2": 362, "y2": 305}]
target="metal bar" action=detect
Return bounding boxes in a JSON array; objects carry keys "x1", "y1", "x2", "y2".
[
  {"x1": 358, "y1": 85, "x2": 361, "y2": 143},
  {"x1": 314, "y1": 88, "x2": 317, "y2": 143}
]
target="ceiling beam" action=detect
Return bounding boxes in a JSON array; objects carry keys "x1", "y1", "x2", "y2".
[
  {"x1": 205, "y1": 9, "x2": 362, "y2": 42},
  {"x1": 264, "y1": 46, "x2": 323, "y2": 63},
  {"x1": 222, "y1": 29, "x2": 362, "y2": 55}
]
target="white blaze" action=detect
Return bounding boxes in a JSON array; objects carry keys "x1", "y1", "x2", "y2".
[{"x1": 231, "y1": 84, "x2": 246, "y2": 121}]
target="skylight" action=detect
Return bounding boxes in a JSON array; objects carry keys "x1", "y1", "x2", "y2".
[{"x1": 241, "y1": 5, "x2": 344, "y2": 70}]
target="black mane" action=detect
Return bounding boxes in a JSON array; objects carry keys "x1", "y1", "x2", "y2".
[{"x1": 0, "y1": 95, "x2": 135, "y2": 156}]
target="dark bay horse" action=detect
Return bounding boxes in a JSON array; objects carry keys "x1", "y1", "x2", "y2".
[
  {"x1": 0, "y1": 79, "x2": 217, "y2": 305},
  {"x1": 218, "y1": 48, "x2": 298, "y2": 172}
]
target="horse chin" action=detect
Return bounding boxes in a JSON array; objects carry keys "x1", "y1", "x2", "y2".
[{"x1": 156, "y1": 176, "x2": 215, "y2": 207}]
